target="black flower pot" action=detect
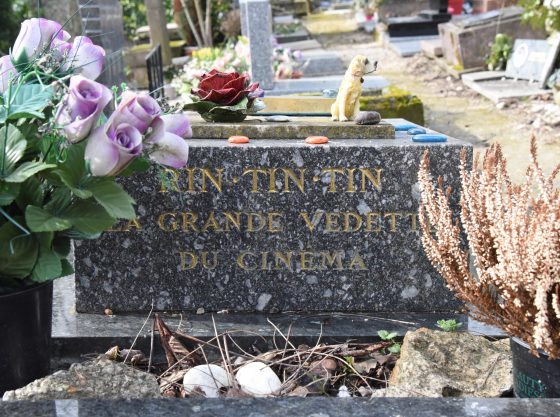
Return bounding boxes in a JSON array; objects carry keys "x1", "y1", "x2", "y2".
[
  {"x1": 511, "y1": 337, "x2": 560, "y2": 398},
  {"x1": 0, "y1": 281, "x2": 53, "y2": 395}
]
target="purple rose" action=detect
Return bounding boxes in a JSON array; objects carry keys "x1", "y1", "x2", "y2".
[
  {"x1": 145, "y1": 115, "x2": 190, "y2": 168},
  {"x1": 109, "y1": 92, "x2": 161, "y2": 134},
  {"x1": 63, "y1": 36, "x2": 106, "y2": 80},
  {"x1": 84, "y1": 123, "x2": 143, "y2": 177},
  {"x1": 51, "y1": 30, "x2": 72, "y2": 61},
  {"x1": 55, "y1": 75, "x2": 112, "y2": 143},
  {"x1": 0, "y1": 55, "x2": 18, "y2": 94},
  {"x1": 12, "y1": 18, "x2": 62, "y2": 61}
]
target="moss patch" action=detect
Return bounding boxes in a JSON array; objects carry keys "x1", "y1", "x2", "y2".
[{"x1": 360, "y1": 87, "x2": 424, "y2": 125}]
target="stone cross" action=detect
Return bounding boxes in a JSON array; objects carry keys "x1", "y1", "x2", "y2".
[
  {"x1": 240, "y1": 0, "x2": 275, "y2": 90},
  {"x1": 144, "y1": 0, "x2": 173, "y2": 66}
]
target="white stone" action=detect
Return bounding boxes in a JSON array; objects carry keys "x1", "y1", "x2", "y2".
[
  {"x1": 183, "y1": 365, "x2": 231, "y2": 398},
  {"x1": 235, "y1": 361, "x2": 282, "y2": 397}
]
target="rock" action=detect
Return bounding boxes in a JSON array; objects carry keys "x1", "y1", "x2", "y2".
[
  {"x1": 2, "y1": 358, "x2": 160, "y2": 401},
  {"x1": 183, "y1": 364, "x2": 231, "y2": 398},
  {"x1": 235, "y1": 361, "x2": 282, "y2": 397},
  {"x1": 371, "y1": 328, "x2": 512, "y2": 398},
  {"x1": 355, "y1": 111, "x2": 381, "y2": 125}
]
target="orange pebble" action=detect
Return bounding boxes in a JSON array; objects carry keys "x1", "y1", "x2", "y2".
[
  {"x1": 228, "y1": 135, "x2": 249, "y2": 144},
  {"x1": 305, "y1": 136, "x2": 329, "y2": 144}
]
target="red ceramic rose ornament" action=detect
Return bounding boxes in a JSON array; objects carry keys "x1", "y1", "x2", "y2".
[{"x1": 191, "y1": 69, "x2": 260, "y2": 106}]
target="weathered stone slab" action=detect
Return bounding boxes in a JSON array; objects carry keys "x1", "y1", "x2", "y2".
[
  {"x1": 75, "y1": 121, "x2": 470, "y2": 313},
  {"x1": 190, "y1": 117, "x2": 395, "y2": 140}
]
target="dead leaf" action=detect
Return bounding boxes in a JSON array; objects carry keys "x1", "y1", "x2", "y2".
[{"x1": 287, "y1": 386, "x2": 310, "y2": 397}]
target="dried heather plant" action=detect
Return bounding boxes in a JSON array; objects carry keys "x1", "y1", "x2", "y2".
[{"x1": 418, "y1": 137, "x2": 560, "y2": 358}]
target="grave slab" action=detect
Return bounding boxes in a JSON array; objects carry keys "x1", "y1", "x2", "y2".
[
  {"x1": 267, "y1": 75, "x2": 390, "y2": 95},
  {"x1": 189, "y1": 116, "x2": 394, "y2": 139},
  {"x1": 1, "y1": 397, "x2": 559, "y2": 416},
  {"x1": 75, "y1": 119, "x2": 471, "y2": 314},
  {"x1": 277, "y1": 39, "x2": 322, "y2": 51},
  {"x1": 462, "y1": 71, "x2": 552, "y2": 103}
]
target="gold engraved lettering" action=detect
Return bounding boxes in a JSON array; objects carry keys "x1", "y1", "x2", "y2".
[
  {"x1": 201, "y1": 212, "x2": 222, "y2": 232},
  {"x1": 267, "y1": 212, "x2": 284, "y2": 233},
  {"x1": 320, "y1": 251, "x2": 344, "y2": 270},
  {"x1": 408, "y1": 212, "x2": 418, "y2": 231},
  {"x1": 384, "y1": 212, "x2": 402, "y2": 232},
  {"x1": 179, "y1": 252, "x2": 198, "y2": 270},
  {"x1": 321, "y1": 168, "x2": 345, "y2": 192},
  {"x1": 282, "y1": 168, "x2": 306, "y2": 193},
  {"x1": 242, "y1": 168, "x2": 267, "y2": 193},
  {"x1": 124, "y1": 219, "x2": 142, "y2": 231},
  {"x1": 201, "y1": 251, "x2": 218, "y2": 269},
  {"x1": 343, "y1": 212, "x2": 362, "y2": 232},
  {"x1": 268, "y1": 168, "x2": 278, "y2": 193},
  {"x1": 247, "y1": 212, "x2": 266, "y2": 232},
  {"x1": 261, "y1": 251, "x2": 269, "y2": 270},
  {"x1": 346, "y1": 168, "x2": 357, "y2": 192},
  {"x1": 181, "y1": 212, "x2": 199, "y2": 232},
  {"x1": 325, "y1": 212, "x2": 341, "y2": 232},
  {"x1": 360, "y1": 168, "x2": 382, "y2": 192},
  {"x1": 365, "y1": 212, "x2": 381, "y2": 232},
  {"x1": 274, "y1": 251, "x2": 293, "y2": 270},
  {"x1": 160, "y1": 168, "x2": 181, "y2": 193},
  {"x1": 300, "y1": 251, "x2": 315, "y2": 271},
  {"x1": 300, "y1": 211, "x2": 324, "y2": 232},
  {"x1": 158, "y1": 212, "x2": 178, "y2": 231},
  {"x1": 223, "y1": 212, "x2": 241, "y2": 232},
  {"x1": 349, "y1": 253, "x2": 367, "y2": 270},
  {"x1": 201, "y1": 168, "x2": 223, "y2": 193},
  {"x1": 237, "y1": 251, "x2": 258, "y2": 270}
]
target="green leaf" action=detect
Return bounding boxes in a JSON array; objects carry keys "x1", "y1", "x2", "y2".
[
  {"x1": 60, "y1": 228, "x2": 101, "y2": 240},
  {"x1": 0, "y1": 84, "x2": 54, "y2": 122},
  {"x1": 183, "y1": 97, "x2": 218, "y2": 114},
  {"x1": 87, "y1": 180, "x2": 136, "y2": 219},
  {"x1": 118, "y1": 157, "x2": 151, "y2": 177},
  {"x1": 63, "y1": 199, "x2": 115, "y2": 234},
  {"x1": 60, "y1": 259, "x2": 74, "y2": 277},
  {"x1": 388, "y1": 344, "x2": 401, "y2": 354},
  {"x1": 0, "y1": 219, "x2": 38, "y2": 279},
  {"x1": 25, "y1": 205, "x2": 72, "y2": 232},
  {"x1": 16, "y1": 176, "x2": 43, "y2": 209},
  {"x1": 49, "y1": 141, "x2": 91, "y2": 198},
  {"x1": 386, "y1": 332, "x2": 398, "y2": 340},
  {"x1": 31, "y1": 247, "x2": 62, "y2": 282},
  {"x1": 0, "y1": 181, "x2": 20, "y2": 206},
  {"x1": 4, "y1": 161, "x2": 56, "y2": 183},
  {"x1": 44, "y1": 188, "x2": 71, "y2": 214},
  {"x1": 53, "y1": 237, "x2": 71, "y2": 258},
  {"x1": 377, "y1": 330, "x2": 390, "y2": 340},
  {"x1": 36, "y1": 231, "x2": 54, "y2": 248},
  {"x1": 0, "y1": 124, "x2": 26, "y2": 177}
]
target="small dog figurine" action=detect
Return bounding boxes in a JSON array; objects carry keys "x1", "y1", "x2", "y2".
[{"x1": 331, "y1": 55, "x2": 377, "y2": 122}]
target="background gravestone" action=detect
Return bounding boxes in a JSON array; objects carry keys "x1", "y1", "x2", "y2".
[
  {"x1": 78, "y1": 0, "x2": 126, "y2": 87},
  {"x1": 240, "y1": 0, "x2": 275, "y2": 90},
  {"x1": 42, "y1": 0, "x2": 83, "y2": 36}
]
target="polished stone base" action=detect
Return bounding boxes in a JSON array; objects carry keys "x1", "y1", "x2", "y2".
[
  {"x1": 2, "y1": 398, "x2": 559, "y2": 417},
  {"x1": 52, "y1": 277, "x2": 504, "y2": 370}
]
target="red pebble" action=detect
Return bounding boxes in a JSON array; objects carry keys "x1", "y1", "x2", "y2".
[
  {"x1": 228, "y1": 135, "x2": 250, "y2": 144},
  {"x1": 305, "y1": 136, "x2": 329, "y2": 144}
]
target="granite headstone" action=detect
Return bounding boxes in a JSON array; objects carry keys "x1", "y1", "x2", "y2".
[
  {"x1": 75, "y1": 119, "x2": 471, "y2": 314},
  {"x1": 240, "y1": 0, "x2": 275, "y2": 90}
]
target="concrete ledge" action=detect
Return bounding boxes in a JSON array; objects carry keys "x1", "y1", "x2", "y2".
[{"x1": 2, "y1": 397, "x2": 560, "y2": 416}]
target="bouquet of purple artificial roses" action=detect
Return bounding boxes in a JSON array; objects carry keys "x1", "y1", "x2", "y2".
[{"x1": 0, "y1": 18, "x2": 191, "y2": 293}]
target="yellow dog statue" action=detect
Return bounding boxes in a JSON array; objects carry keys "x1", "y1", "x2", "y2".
[{"x1": 331, "y1": 55, "x2": 377, "y2": 122}]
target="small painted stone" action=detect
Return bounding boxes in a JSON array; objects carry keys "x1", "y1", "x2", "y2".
[
  {"x1": 393, "y1": 122, "x2": 418, "y2": 131},
  {"x1": 322, "y1": 89, "x2": 338, "y2": 98},
  {"x1": 412, "y1": 134, "x2": 448, "y2": 143},
  {"x1": 228, "y1": 135, "x2": 250, "y2": 144},
  {"x1": 355, "y1": 111, "x2": 381, "y2": 125},
  {"x1": 265, "y1": 115, "x2": 290, "y2": 122},
  {"x1": 305, "y1": 136, "x2": 329, "y2": 144},
  {"x1": 407, "y1": 127, "x2": 426, "y2": 135}
]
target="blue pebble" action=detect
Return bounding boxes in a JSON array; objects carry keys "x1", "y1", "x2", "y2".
[
  {"x1": 412, "y1": 134, "x2": 448, "y2": 143},
  {"x1": 407, "y1": 127, "x2": 426, "y2": 135},
  {"x1": 392, "y1": 123, "x2": 418, "y2": 131}
]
